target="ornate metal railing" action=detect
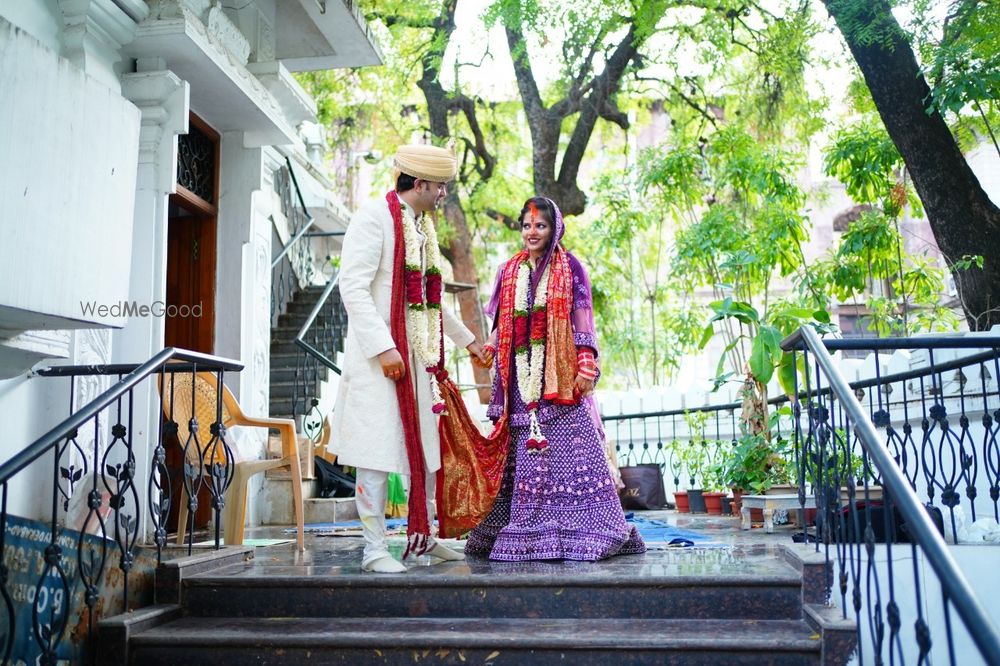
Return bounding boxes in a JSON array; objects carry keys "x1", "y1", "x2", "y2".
[
  {"x1": 603, "y1": 331, "x2": 1000, "y2": 661},
  {"x1": 0, "y1": 349, "x2": 241, "y2": 664},
  {"x1": 602, "y1": 395, "x2": 793, "y2": 500},
  {"x1": 604, "y1": 336, "x2": 1000, "y2": 526},
  {"x1": 291, "y1": 271, "x2": 347, "y2": 443},
  {"x1": 783, "y1": 328, "x2": 1000, "y2": 664},
  {"x1": 271, "y1": 156, "x2": 317, "y2": 328}
]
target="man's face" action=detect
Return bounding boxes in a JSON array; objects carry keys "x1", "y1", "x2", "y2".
[{"x1": 413, "y1": 179, "x2": 448, "y2": 213}]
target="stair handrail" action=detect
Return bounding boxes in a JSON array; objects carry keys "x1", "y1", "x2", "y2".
[
  {"x1": 270, "y1": 156, "x2": 315, "y2": 271},
  {"x1": 783, "y1": 325, "x2": 1000, "y2": 664},
  {"x1": 2, "y1": 348, "x2": 242, "y2": 664},
  {"x1": 3, "y1": 348, "x2": 242, "y2": 485},
  {"x1": 271, "y1": 156, "x2": 320, "y2": 329},
  {"x1": 293, "y1": 270, "x2": 343, "y2": 375}
]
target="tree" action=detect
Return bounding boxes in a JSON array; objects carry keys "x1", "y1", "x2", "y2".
[
  {"x1": 821, "y1": 0, "x2": 1000, "y2": 330},
  {"x1": 341, "y1": 0, "x2": 504, "y2": 402}
]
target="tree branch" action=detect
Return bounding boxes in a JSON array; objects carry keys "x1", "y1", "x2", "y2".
[
  {"x1": 485, "y1": 208, "x2": 520, "y2": 231},
  {"x1": 660, "y1": 78, "x2": 720, "y2": 126},
  {"x1": 449, "y1": 95, "x2": 496, "y2": 181},
  {"x1": 558, "y1": 23, "x2": 641, "y2": 190},
  {"x1": 366, "y1": 12, "x2": 436, "y2": 30},
  {"x1": 504, "y1": 23, "x2": 546, "y2": 118}
]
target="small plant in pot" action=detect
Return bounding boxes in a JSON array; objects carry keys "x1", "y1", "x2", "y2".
[
  {"x1": 724, "y1": 431, "x2": 793, "y2": 517},
  {"x1": 666, "y1": 439, "x2": 689, "y2": 512},
  {"x1": 680, "y1": 411, "x2": 711, "y2": 513},
  {"x1": 703, "y1": 442, "x2": 732, "y2": 515}
]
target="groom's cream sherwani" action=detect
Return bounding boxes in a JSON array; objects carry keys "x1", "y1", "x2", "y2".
[{"x1": 330, "y1": 196, "x2": 474, "y2": 475}]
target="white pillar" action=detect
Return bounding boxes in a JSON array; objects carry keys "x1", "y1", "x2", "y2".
[{"x1": 118, "y1": 67, "x2": 189, "y2": 540}]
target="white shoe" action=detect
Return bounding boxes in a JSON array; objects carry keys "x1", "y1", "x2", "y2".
[
  {"x1": 362, "y1": 556, "x2": 407, "y2": 573},
  {"x1": 426, "y1": 542, "x2": 466, "y2": 561}
]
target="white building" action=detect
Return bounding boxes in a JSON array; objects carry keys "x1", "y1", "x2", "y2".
[{"x1": 0, "y1": 0, "x2": 380, "y2": 527}]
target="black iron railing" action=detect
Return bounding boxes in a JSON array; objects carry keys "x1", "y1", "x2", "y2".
[
  {"x1": 271, "y1": 156, "x2": 317, "y2": 328},
  {"x1": 291, "y1": 271, "x2": 347, "y2": 442},
  {"x1": 1, "y1": 349, "x2": 242, "y2": 665},
  {"x1": 783, "y1": 329, "x2": 1000, "y2": 664},
  {"x1": 602, "y1": 395, "x2": 793, "y2": 499},
  {"x1": 602, "y1": 331, "x2": 1000, "y2": 662}
]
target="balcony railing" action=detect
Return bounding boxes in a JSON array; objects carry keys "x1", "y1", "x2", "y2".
[{"x1": 602, "y1": 330, "x2": 1000, "y2": 663}]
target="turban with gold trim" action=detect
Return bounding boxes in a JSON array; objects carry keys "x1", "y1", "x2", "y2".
[{"x1": 392, "y1": 143, "x2": 457, "y2": 183}]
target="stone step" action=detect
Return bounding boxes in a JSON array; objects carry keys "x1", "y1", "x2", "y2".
[
  {"x1": 182, "y1": 560, "x2": 804, "y2": 621},
  {"x1": 127, "y1": 616, "x2": 822, "y2": 665},
  {"x1": 271, "y1": 340, "x2": 310, "y2": 355},
  {"x1": 270, "y1": 325, "x2": 310, "y2": 340},
  {"x1": 269, "y1": 366, "x2": 330, "y2": 383},
  {"x1": 268, "y1": 380, "x2": 317, "y2": 399},
  {"x1": 304, "y1": 496, "x2": 357, "y2": 524},
  {"x1": 277, "y1": 312, "x2": 340, "y2": 329},
  {"x1": 268, "y1": 397, "x2": 299, "y2": 419},
  {"x1": 283, "y1": 299, "x2": 345, "y2": 315}
]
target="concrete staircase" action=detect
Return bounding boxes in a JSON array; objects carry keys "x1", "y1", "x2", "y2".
[
  {"x1": 269, "y1": 284, "x2": 346, "y2": 420},
  {"x1": 265, "y1": 281, "x2": 352, "y2": 525},
  {"x1": 108, "y1": 543, "x2": 854, "y2": 664}
]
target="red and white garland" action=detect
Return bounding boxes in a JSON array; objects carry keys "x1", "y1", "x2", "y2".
[
  {"x1": 400, "y1": 202, "x2": 447, "y2": 414},
  {"x1": 514, "y1": 258, "x2": 551, "y2": 453}
]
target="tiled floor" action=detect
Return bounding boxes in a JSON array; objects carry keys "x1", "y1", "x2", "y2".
[{"x1": 216, "y1": 509, "x2": 815, "y2": 578}]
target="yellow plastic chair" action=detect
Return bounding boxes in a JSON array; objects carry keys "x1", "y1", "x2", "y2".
[{"x1": 160, "y1": 371, "x2": 305, "y2": 551}]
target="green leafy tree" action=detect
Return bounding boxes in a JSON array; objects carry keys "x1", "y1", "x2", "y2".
[{"x1": 820, "y1": 0, "x2": 1000, "y2": 330}]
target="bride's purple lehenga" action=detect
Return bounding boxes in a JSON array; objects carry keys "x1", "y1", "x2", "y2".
[{"x1": 465, "y1": 201, "x2": 645, "y2": 562}]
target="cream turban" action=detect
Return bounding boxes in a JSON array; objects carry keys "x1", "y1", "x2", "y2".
[{"x1": 392, "y1": 143, "x2": 457, "y2": 183}]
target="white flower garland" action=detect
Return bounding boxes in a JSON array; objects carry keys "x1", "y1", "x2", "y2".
[
  {"x1": 399, "y1": 207, "x2": 443, "y2": 370},
  {"x1": 514, "y1": 259, "x2": 551, "y2": 452}
]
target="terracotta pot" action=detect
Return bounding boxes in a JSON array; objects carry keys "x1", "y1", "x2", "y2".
[
  {"x1": 674, "y1": 490, "x2": 689, "y2": 513},
  {"x1": 703, "y1": 491, "x2": 727, "y2": 515}
]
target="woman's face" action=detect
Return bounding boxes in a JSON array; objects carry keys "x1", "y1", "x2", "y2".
[{"x1": 521, "y1": 208, "x2": 552, "y2": 260}]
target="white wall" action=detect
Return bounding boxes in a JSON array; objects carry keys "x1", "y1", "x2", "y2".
[
  {"x1": 0, "y1": 15, "x2": 139, "y2": 332},
  {"x1": 839, "y1": 544, "x2": 1000, "y2": 666}
]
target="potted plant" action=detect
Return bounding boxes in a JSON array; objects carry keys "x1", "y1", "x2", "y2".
[
  {"x1": 680, "y1": 411, "x2": 712, "y2": 513},
  {"x1": 702, "y1": 441, "x2": 732, "y2": 515},
  {"x1": 667, "y1": 439, "x2": 689, "y2": 512},
  {"x1": 724, "y1": 431, "x2": 793, "y2": 517},
  {"x1": 679, "y1": 441, "x2": 708, "y2": 512}
]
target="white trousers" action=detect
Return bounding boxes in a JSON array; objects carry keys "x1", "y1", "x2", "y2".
[{"x1": 355, "y1": 467, "x2": 437, "y2": 567}]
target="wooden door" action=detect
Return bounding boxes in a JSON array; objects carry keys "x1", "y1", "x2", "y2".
[{"x1": 165, "y1": 113, "x2": 220, "y2": 533}]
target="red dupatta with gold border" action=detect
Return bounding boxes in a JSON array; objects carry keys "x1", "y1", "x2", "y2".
[{"x1": 436, "y1": 245, "x2": 578, "y2": 537}]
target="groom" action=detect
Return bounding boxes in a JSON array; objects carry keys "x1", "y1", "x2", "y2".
[{"x1": 330, "y1": 143, "x2": 486, "y2": 573}]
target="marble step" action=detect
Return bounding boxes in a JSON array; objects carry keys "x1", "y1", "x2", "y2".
[
  {"x1": 127, "y1": 616, "x2": 822, "y2": 665},
  {"x1": 182, "y1": 560, "x2": 803, "y2": 621}
]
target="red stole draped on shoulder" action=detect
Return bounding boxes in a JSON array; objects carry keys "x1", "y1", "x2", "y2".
[{"x1": 386, "y1": 191, "x2": 430, "y2": 556}]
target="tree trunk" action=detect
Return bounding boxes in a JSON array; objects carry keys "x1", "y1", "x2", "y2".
[
  {"x1": 415, "y1": 0, "x2": 493, "y2": 402},
  {"x1": 823, "y1": 0, "x2": 1000, "y2": 329},
  {"x1": 441, "y1": 194, "x2": 492, "y2": 403}
]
